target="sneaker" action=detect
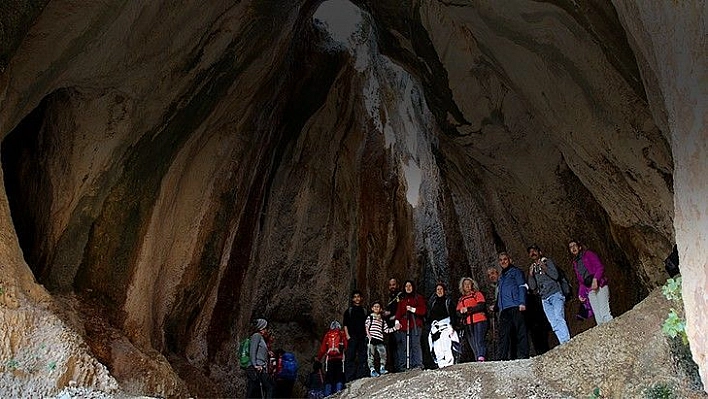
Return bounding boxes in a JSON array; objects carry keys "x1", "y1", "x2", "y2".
[
  {"x1": 379, "y1": 368, "x2": 388, "y2": 375},
  {"x1": 370, "y1": 369, "x2": 380, "y2": 377}
]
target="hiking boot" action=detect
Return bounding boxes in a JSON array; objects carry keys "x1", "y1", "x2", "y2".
[
  {"x1": 370, "y1": 369, "x2": 380, "y2": 377},
  {"x1": 379, "y1": 368, "x2": 388, "y2": 375}
]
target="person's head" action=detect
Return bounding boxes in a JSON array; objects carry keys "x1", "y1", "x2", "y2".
[
  {"x1": 371, "y1": 300, "x2": 382, "y2": 314},
  {"x1": 486, "y1": 267, "x2": 500, "y2": 283},
  {"x1": 459, "y1": 277, "x2": 477, "y2": 295},
  {"x1": 388, "y1": 278, "x2": 399, "y2": 293},
  {"x1": 351, "y1": 290, "x2": 363, "y2": 305},
  {"x1": 527, "y1": 244, "x2": 542, "y2": 261},
  {"x1": 254, "y1": 318, "x2": 268, "y2": 333},
  {"x1": 330, "y1": 320, "x2": 341, "y2": 330},
  {"x1": 403, "y1": 280, "x2": 415, "y2": 294},
  {"x1": 568, "y1": 239, "x2": 583, "y2": 256},
  {"x1": 435, "y1": 283, "x2": 446, "y2": 297},
  {"x1": 498, "y1": 252, "x2": 512, "y2": 269}
]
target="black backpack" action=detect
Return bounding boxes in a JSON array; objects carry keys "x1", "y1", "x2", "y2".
[{"x1": 552, "y1": 267, "x2": 574, "y2": 301}]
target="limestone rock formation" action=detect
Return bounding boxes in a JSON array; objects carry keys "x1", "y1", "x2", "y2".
[
  {"x1": 340, "y1": 289, "x2": 703, "y2": 398},
  {"x1": 0, "y1": 0, "x2": 705, "y2": 397}
]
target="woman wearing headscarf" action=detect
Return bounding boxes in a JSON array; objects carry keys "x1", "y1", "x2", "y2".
[
  {"x1": 394, "y1": 280, "x2": 427, "y2": 370},
  {"x1": 569, "y1": 239, "x2": 613, "y2": 325}
]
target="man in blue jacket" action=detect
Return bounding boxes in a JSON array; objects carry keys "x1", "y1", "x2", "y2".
[{"x1": 495, "y1": 252, "x2": 529, "y2": 360}]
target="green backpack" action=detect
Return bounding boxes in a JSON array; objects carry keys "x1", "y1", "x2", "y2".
[{"x1": 239, "y1": 337, "x2": 251, "y2": 369}]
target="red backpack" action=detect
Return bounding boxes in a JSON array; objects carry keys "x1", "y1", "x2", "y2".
[{"x1": 324, "y1": 329, "x2": 345, "y2": 359}]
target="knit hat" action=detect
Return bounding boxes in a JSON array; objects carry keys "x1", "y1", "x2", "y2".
[
  {"x1": 255, "y1": 318, "x2": 268, "y2": 331},
  {"x1": 330, "y1": 320, "x2": 341, "y2": 330}
]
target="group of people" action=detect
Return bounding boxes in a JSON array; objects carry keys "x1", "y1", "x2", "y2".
[
  {"x1": 492, "y1": 241, "x2": 614, "y2": 360},
  {"x1": 243, "y1": 319, "x2": 301, "y2": 399},
  {"x1": 243, "y1": 239, "x2": 614, "y2": 398}
]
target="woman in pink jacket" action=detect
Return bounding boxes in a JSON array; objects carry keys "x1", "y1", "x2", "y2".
[{"x1": 569, "y1": 240, "x2": 613, "y2": 325}]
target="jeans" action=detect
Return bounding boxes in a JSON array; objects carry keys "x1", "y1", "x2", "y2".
[
  {"x1": 541, "y1": 291, "x2": 571, "y2": 344},
  {"x1": 588, "y1": 285, "x2": 613, "y2": 324},
  {"x1": 367, "y1": 342, "x2": 387, "y2": 372},
  {"x1": 395, "y1": 328, "x2": 422, "y2": 370}
]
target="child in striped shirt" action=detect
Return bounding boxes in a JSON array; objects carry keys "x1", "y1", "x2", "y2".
[{"x1": 365, "y1": 301, "x2": 400, "y2": 377}]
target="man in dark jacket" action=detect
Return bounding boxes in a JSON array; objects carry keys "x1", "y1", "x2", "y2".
[
  {"x1": 343, "y1": 290, "x2": 368, "y2": 382},
  {"x1": 496, "y1": 252, "x2": 529, "y2": 360},
  {"x1": 384, "y1": 278, "x2": 402, "y2": 372}
]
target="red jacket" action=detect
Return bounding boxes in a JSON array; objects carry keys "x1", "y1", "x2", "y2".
[
  {"x1": 395, "y1": 293, "x2": 427, "y2": 331},
  {"x1": 456, "y1": 291, "x2": 487, "y2": 325}
]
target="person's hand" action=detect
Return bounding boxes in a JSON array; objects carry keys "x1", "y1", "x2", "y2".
[
  {"x1": 394, "y1": 319, "x2": 401, "y2": 329},
  {"x1": 579, "y1": 296, "x2": 586, "y2": 303},
  {"x1": 489, "y1": 304, "x2": 495, "y2": 312},
  {"x1": 591, "y1": 278, "x2": 599, "y2": 292},
  {"x1": 406, "y1": 305, "x2": 416, "y2": 313},
  {"x1": 519, "y1": 304, "x2": 526, "y2": 312},
  {"x1": 460, "y1": 307, "x2": 467, "y2": 314}
]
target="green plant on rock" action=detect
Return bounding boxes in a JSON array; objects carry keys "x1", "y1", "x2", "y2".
[
  {"x1": 661, "y1": 276, "x2": 703, "y2": 390},
  {"x1": 6, "y1": 359, "x2": 19, "y2": 370},
  {"x1": 661, "y1": 277, "x2": 687, "y2": 344},
  {"x1": 662, "y1": 277, "x2": 682, "y2": 301},
  {"x1": 644, "y1": 382, "x2": 675, "y2": 399},
  {"x1": 588, "y1": 387, "x2": 602, "y2": 399}
]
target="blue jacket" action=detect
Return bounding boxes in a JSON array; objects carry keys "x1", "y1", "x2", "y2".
[{"x1": 497, "y1": 265, "x2": 527, "y2": 311}]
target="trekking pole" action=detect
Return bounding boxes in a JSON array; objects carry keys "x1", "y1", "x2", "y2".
[
  {"x1": 406, "y1": 311, "x2": 411, "y2": 370},
  {"x1": 491, "y1": 315, "x2": 496, "y2": 361}
]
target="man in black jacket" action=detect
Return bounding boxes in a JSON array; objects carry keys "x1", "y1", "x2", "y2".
[
  {"x1": 384, "y1": 278, "x2": 402, "y2": 372},
  {"x1": 343, "y1": 290, "x2": 368, "y2": 382}
]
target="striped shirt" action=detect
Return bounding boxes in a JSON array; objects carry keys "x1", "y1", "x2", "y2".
[{"x1": 365, "y1": 313, "x2": 396, "y2": 341}]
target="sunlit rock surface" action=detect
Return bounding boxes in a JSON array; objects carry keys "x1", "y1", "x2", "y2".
[{"x1": 0, "y1": 0, "x2": 704, "y2": 397}]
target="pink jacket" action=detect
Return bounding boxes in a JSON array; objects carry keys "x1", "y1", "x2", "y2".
[{"x1": 573, "y1": 249, "x2": 608, "y2": 298}]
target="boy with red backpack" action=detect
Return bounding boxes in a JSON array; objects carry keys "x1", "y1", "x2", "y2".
[{"x1": 317, "y1": 320, "x2": 347, "y2": 396}]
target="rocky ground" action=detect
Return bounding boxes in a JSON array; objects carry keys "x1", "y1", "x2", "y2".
[
  {"x1": 18, "y1": 288, "x2": 701, "y2": 398},
  {"x1": 336, "y1": 288, "x2": 705, "y2": 399}
]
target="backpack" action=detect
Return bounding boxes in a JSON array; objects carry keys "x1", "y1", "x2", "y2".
[
  {"x1": 324, "y1": 329, "x2": 344, "y2": 358},
  {"x1": 552, "y1": 267, "x2": 573, "y2": 301},
  {"x1": 277, "y1": 352, "x2": 298, "y2": 381},
  {"x1": 238, "y1": 337, "x2": 251, "y2": 369}
]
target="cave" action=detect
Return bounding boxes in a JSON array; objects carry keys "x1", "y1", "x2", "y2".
[{"x1": 0, "y1": 0, "x2": 705, "y2": 398}]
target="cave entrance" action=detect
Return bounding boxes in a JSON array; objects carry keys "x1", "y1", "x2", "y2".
[{"x1": 2, "y1": 93, "x2": 60, "y2": 290}]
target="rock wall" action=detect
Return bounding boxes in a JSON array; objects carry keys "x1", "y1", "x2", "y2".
[
  {"x1": 611, "y1": 0, "x2": 708, "y2": 389},
  {"x1": 0, "y1": 0, "x2": 704, "y2": 396}
]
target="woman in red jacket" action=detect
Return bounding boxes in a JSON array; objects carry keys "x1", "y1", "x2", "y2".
[
  {"x1": 456, "y1": 277, "x2": 488, "y2": 361},
  {"x1": 394, "y1": 280, "x2": 427, "y2": 370}
]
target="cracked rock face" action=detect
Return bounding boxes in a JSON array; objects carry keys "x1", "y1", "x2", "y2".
[{"x1": 0, "y1": 0, "x2": 705, "y2": 397}]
